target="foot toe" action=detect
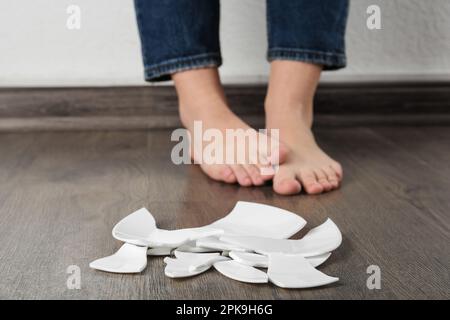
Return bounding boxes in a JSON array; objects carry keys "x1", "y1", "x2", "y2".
[
  {"x1": 231, "y1": 165, "x2": 252, "y2": 187},
  {"x1": 200, "y1": 164, "x2": 237, "y2": 184},
  {"x1": 269, "y1": 142, "x2": 289, "y2": 165},
  {"x1": 299, "y1": 170, "x2": 324, "y2": 194},
  {"x1": 221, "y1": 167, "x2": 237, "y2": 184},
  {"x1": 244, "y1": 165, "x2": 264, "y2": 186},
  {"x1": 324, "y1": 166, "x2": 339, "y2": 189},
  {"x1": 316, "y1": 169, "x2": 333, "y2": 192},
  {"x1": 331, "y1": 162, "x2": 343, "y2": 180},
  {"x1": 273, "y1": 167, "x2": 301, "y2": 195}
]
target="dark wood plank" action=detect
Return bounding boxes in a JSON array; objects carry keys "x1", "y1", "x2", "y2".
[
  {"x1": 0, "y1": 132, "x2": 151, "y2": 299},
  {"x1": 366, "y1": 126, "x2": 450, "y2": 237},
  {"x1": 0, "y1": 127, "x2": 448, "y2": 299},
  {"x1": 313, "y1": 126, "x2": 450, "y2": 299}
]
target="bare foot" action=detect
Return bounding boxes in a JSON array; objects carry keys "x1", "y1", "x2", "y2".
[
  {"x1": 265, "y1": 61, "x2": 343, "y2": 195},
  {"x1": 174, "y1": 68, "x2": 287, "y2": 186},
  {"x1": 266, "y1": 103, "x2": 343, "y2": 195}
]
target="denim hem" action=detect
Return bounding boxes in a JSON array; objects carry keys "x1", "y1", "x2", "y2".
[
  {"x1": 268, "y1": 48, "x2": 346, "y2": 70},
  {"x1": 144, "y1": 53, "x2": 222, "y2": 82}
]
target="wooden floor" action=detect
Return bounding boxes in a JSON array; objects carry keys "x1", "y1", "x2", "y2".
[{"x1": 0, "y1": 126, "x2": 448, "y2": 299}]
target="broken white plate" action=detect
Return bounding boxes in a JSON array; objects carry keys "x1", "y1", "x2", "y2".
[
  {"x1": 173, "y1": 251, "x2": 229, "y2": 271},
  {"x1": 112, "y1": 208, "x2": 223, "y2": 247},
  {"x1": 196, "y1": 236, "x2": 250, "y2": 252},
  {"x1": 209, "y1": 201, "x2": 306, "y2": 239},
  {"x1": 213, "y1": 260, "x2": 269, "y2": 284},
  {"x1": 229, "y1": 251, "x2": 332, "y2": 268},
  {"x1": 147, "y1": 247, "x2": 173, "y2": 256},
  {"x1": 220, "y1": 218, "x2": 341, "y2": 257},
  {"x1": 89, "y1": 243, "x2": 148, "y2": 273},
  {"x1": 267, "y1": 253, "x2": 338, "y2": 288}
]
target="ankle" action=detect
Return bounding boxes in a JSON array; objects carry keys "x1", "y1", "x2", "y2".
[
  {"x1": 265, "y1": 98, "x2": 314, "y2": 127},
  {"x1": 178, "y1": 94, "x2": 230, "y2": 128},
  {"x1": 172, "y1": 68, "x2": 230, "y2": 128}
]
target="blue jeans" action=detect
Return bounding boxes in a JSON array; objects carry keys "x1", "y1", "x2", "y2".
[{"x1": 134, "y1": 0, "x2": 349, "y2": 82}]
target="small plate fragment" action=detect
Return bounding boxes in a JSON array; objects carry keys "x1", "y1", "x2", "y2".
[
  {"x1": 267, "y1": 253, "x2": 338, "y2": 288},
  {"x1": 229, "y1": 251, "x2": 332, "y2": 268},
  {"x1": 147, "y1": 227, "x2": 223, "y2": 247},
  {"x1": 177, "y1": 241, "x2": 220, "y2": 253},
  {"x1": 229, "y1": 251, "x2": 269, "y2": 268},
  {"x1": 196, "y1": 236, "x2": 250, "y2": 252},
  {"x1": 174, "y1": 251, "x2": 229, "y2": 271},
  {"x1": 89, "y1": 243, "x2": 148, "y2": 273},
  {"x1": 306, "y1": 252, "x2": 332, "y2": 267},
  {"x1": 213, "y1": 260, "x2": 269, "y2": 284},
  {"x1": 112, "y1": 208, "x2": 157, "y2": 246},
  {"x1": 164, "y1": 258, "x2": 211, "y2": 278}
]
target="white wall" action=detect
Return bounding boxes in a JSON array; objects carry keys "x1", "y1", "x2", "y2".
[{"x1": 1, "y1": 0, "x2": 449, "y2": 87}]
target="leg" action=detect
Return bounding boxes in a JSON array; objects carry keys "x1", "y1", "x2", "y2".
[
  {"x1": 134, "y1": 0, "x2": 222, "y2": 82},
  {"x1": 134, "y1": 0, "x2": 284, "y2": 185},
  {"x1": 265, "y1": 61, "x2": 343, "y2": 195},
  {"x1": 265, "y1": 0, "x2": 348, "y2": 195}
]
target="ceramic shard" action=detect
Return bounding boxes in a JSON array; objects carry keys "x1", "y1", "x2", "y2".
[
  {"x1": 196, "y1": 236, "x2": 250, "y2": 252},
  {"x1": 229, "y1": 251, "x2": 332, "y2": 268},
  {"x1": 112, "y1": 207, "x2": 223, "y2": 247},
  {"x1": 209, "y1": 201, "x2": 306, "y2": 239},
  {"x1": 89, "y1": 243, "x2": 148, "y2": 273},
  {"x1": 213, "y1": 260, "x2": 269, "y2": 284},
  {"x1": 267, "y1": 253, "x2": 338, "y2": 288},
  {"x1": 173, "y1": 251, "x2": 229, "y2": 271},
  {"x1": 164, "y1": 257, "x2": 212, "y2": 278}
]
